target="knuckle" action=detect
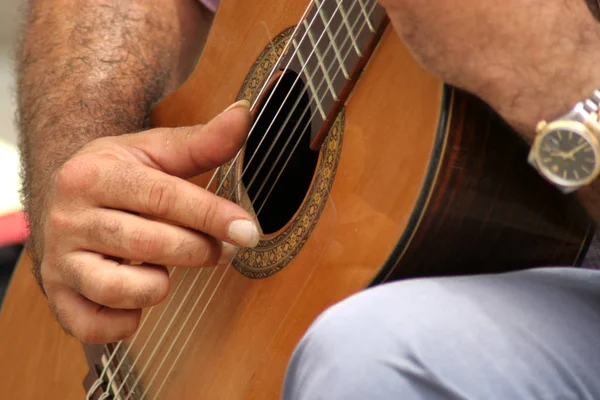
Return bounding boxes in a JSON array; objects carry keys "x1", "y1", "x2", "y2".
[
  {"x1": 129, "y1": 228, "x2": 164, "y2": 257},
  {"x1": 192, "y1": 197, "x2": 219, "y2": 232},
  {"x1": 47, "y1": 209, "x2": 73, "y2": 233},
  {"x1": 173, "y1": 236, "x2": 198, "y2": 265},
  {"x1": 196, "y1": 241, "x2": 217, "y2": 267},
  {"x1": 133, "y1": 278, "x2": 169, "y2": 308},
  {"x1": 88, "y1": 216, "x2": 123, "y2": 246},
  {"x1": 202, "y1": 202, "x2": 216, "y2": 231},
  {"x1": 146, "y1": 180, "x2": 176, "y2": 219},
  {"x1": 132, "y1": 289, "x2": 154, "y2": 309},
  {"x1": 100, "y1": 217, "x2": 123, "y2": 236},
  {"x1": 55, "y1": 157, "x2": 100, "y2": 195}
]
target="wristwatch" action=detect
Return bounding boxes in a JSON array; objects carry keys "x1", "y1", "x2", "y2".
[{"x1": 528, "y1": 90, "x2": 600, "y2": 193}]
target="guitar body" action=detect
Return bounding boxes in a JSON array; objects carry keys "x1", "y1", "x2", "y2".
[{"x1": 0, "y1": 0, "x2": 593, "y2": 399}]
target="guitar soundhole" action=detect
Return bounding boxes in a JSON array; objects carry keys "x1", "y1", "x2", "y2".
[{"x1": 242, "y1": 71, "x2": 319, "y2": 235}]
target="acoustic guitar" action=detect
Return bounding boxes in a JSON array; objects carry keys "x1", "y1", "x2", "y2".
[{"x1": 0, "y1": 0, "x2": 594, "y2": 398}]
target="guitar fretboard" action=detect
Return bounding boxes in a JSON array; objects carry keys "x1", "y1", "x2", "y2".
[{"x1": 280, "y1": 0, "x2": 387, "y2": 144}]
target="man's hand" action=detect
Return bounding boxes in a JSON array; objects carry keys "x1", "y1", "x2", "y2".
[
  {"x1": 378, "y1": 0, "x2": 600, "y2": 139},
  {"x1": 39, "y1": 101, "x2": 258, "y2": 344}
]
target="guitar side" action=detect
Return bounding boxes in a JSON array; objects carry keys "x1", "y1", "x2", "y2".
[{"x1": 0, "y1": 254, "x2": 87, "y2": 399}]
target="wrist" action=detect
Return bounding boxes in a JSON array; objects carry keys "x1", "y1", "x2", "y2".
[{"x1": 476, "y1": 21, "x2": 600, "y2": 141}]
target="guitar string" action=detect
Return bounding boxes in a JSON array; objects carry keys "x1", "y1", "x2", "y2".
[
  {"x1": 147, "y1": 12, "x2": 378, "y2": 399},
  {"x1": 92, "y1": 0, "x2": 324, "y2": 394},
  {"x1": 190, "y1": 0, "x2": 368, "y2": 230},
  {"x1": 250, "y1": 1, "x2": 374, "y2": 215},
  {"x1": 205, "y1": 11, "x2": 329, "y2": 206},
  {"x1": 97, "y1": 269, "x2": 205, "y2": 400},
  {"x1": 212, "y1": 0, "x2": 370, "y2": 235},
  {"x1": 141, "y1": 4, "x2": 378, "y2": 399},
  {"x1": 104, "y1": 0, "x2": 375, "y2": 397},
  {"x1": 89, "y1": 1, "x2": 318, "y2": 397},
  {"x1": 112, "y1": 2, "x2": 336, "y2": 397},
  {"x1": 118, "y1": 0, "x2": 351, "y2": 396},
  {"x1": 136, "y1": 2, "x2": 376, "y2": 398},
  {"x1": 222, "y1": 0, "x2": 355, "y2": 218},
  {"x1": 94, "y1": 0, "x2": 363, "y2": 387},
  {"x1": 95, "y1": 1, "x2": 331, "y2": 398},
  {"x1": 119, "y1": 3, "x2": 371, "y2": 397},
  {"x1": 212, "y1": 0, "x2": 367, "y2": 221},
  {"x1": 87, "y1": 268, "x2": 179, "y2": 399}
]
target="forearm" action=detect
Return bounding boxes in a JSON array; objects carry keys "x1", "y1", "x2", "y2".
[
  {"x1": 484, "y1": 1, "x2": 600, "y2": 225},
  {"x1": 380, "y1": 0, "x2": 600, "y2": 225},
  {"x1": 17, "y1": 0, "x2": 211, "y2": 262}
]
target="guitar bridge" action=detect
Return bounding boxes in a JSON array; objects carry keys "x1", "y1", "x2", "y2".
[{"x1": 83, "y1": 344, "x2": 143, "y2": 400}]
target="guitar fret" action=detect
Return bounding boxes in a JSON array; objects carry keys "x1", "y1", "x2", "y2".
[
  {"x1": 314, "y1": 0, "x2": 350, "y2": 79},
  {"x1": 282, "y1": 0, "x2": 388, "y2": 137},
  {"x1": 334, "y1": 0, "x2": 363, "y2": 56},
  {"x1": 303, "y1": 19, "x2": 338, "y2": 100},
  {"x1": 357, "y1": 0, "x2": 376, "y2": 32},
  {"x1": 292, "y1": 39, "x2": 327, "y2": 120}
]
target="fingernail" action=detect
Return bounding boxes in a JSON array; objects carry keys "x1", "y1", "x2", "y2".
[
  {"x1": 228, "y1": 220, "x2": 259, "y2": 248},
  {"x1": 222, "y1": 99, "x2": 250, "y2": 114},
  {"x1": 218, "y1": 242, "x2": 238, "y2": 265}
]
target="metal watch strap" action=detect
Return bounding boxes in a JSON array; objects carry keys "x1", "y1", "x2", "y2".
[{"x1": 582, "y1": 89, "x2": 600, "y2": 116}]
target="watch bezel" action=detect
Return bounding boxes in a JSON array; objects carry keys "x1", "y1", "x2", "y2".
[{"x1": 532, "y1": 120, "x2": 600, "y2": 189}]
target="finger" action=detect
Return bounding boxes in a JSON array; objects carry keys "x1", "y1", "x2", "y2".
[
  {"x1": 72, "y1": 208, "x2": 236, "y2": 268},
  {"x1": 89, "y1": 161, "x2": 259, "y2": 248},
  {"x1": 49, "y1": 285, "x2": 141, "y2": 344},
  {"x1": 120, "y1": 99, "x2": 251, "y2": 178},
  {"x1": 58, "y1": 251, "x2": 170, "y2": 310}
]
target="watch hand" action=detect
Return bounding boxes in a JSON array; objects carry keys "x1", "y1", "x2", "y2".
[
  {"x1": 548, "y1": 150, "x2": 572, "y2": 160},
  {"x1": 566, "y1": 143, "x2": 588, "y2": 157}
]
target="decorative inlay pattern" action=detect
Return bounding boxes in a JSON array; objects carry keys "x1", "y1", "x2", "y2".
[{"x1": 218, "y1": 27, "x2": 345, "y2": 279}]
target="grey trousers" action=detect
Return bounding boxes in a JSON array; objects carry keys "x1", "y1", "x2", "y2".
[{"x1": 282, "y1": 267, "x2": 600, "y2": 399}]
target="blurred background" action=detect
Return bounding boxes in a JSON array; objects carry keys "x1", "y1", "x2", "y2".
[{"x1": 0, "y1": 0, "x2": 26, "y2": 304}]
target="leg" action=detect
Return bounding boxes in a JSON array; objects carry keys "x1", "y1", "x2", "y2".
[{"x1": 283, "y1": 267, "x2": 600, "y2": 400}]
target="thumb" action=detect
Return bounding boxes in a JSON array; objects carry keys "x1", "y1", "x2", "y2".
[{"x1": 121, "y1": 99, "x2": 251, "y2": 178}]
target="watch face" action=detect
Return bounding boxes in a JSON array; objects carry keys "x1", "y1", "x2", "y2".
[{"x1": 537, "y1": 128, "x2": 599, "y2": 185}]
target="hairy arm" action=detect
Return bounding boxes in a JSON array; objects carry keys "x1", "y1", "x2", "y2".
[
  {"x1": 15, "y1": 0, "x2": 257, "y2": 343},
  {"x1": 379, "y1": 0, "x2": 600, "y2": 225},
  {"x1": 17, "y1": 0, "x2": 212, "y2": 279}
]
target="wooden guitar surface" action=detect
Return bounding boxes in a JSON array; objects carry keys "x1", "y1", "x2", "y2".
[{"x1": 0, "y1": 0, "x2": 592, "y2": 398}]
